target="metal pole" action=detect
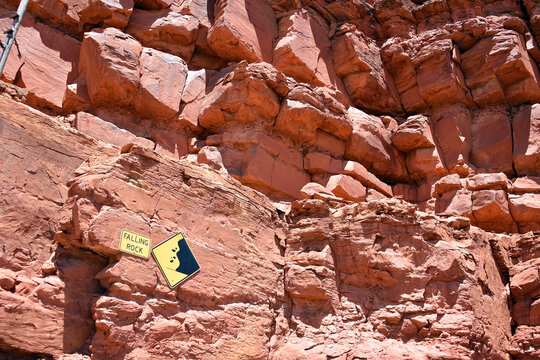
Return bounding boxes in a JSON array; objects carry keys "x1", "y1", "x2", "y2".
[{"x1": 0, "y1": 0, "x2": 29, "y2": 77}]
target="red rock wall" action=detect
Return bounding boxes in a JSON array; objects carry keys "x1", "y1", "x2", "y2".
[{"x1": 0, "y1": 0, "x2": 539, "y2": 358}]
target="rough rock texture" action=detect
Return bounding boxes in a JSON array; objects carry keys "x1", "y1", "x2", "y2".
[
  {"x1": 276, "y1": 198, "x2": 511, "y2": 360},
  {"x1": 0, "y1": 10, "x2": 80, "y2": 110},
  {"x1": 0, "y1": 96, "x2": 114, "y2": 357},
  {"x1": 0, "y1": 97, "x2": 516, "y2": 360},
  {"x1": 507, "y1": 232, "x2": 540, "y2": 359},
  {"x1": 1, "y1": 0, "x2": 540, "y2": 357},
  {"x1": 208, "y1": 0, "x2": 277, "y2": 63}
]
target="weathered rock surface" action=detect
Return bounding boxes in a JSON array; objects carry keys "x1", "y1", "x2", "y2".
[
  {"x1": 333, "y1": 30, "x2": 403, "y2": 116},
  {"x1": 0, "y1": 95, "x2": 529, "y2": 359},
  {"x1": 126, "y1": 8, "x2": 199, "y2": 61},
  {"x1": 275, "y1": 198, "x2": 511, "y2": 360},
  {"x1": 0, "y1": 96, "x2": 114, "y2": 356},
  {"x1": 1, "y1": 0, "x2": 540, "y2": 357},
  {"x1": 274, "y1": 10, "x2": 342, "y2": 89},
  {"x1": 0, "y1": 10, "x2": 80, "y2": 110},
  {"x1": 345, "y1": 108, "x2": 408, "y2": 182},
  {"x1": 208, "y1": 0, "x2": 277, "y2": 63},
  {"x1": 508, "y1": 233, "x2": 540, "y2": 359}
]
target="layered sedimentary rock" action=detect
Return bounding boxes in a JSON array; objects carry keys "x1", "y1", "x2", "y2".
[
  {"x1": 0, "y1": 96, "x2": 113, "y2": 357},
  {"x1": 0, "y1": 97, "x2": 516, "y2": 359},
  {"x1": 0, "y1": 0, "x2": 540, "y2": 357}
]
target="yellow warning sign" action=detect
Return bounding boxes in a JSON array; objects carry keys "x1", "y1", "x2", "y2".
[
  {"x1": 119, "y1": 229, "x2": 151, "y2": 259},
  {"x1": 152, "y1": 232, "x2": 200, "y2": 288}
]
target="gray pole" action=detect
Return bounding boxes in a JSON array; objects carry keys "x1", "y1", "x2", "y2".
[{"x1": 0, "y1": 0, "x2": 29, "y2": 77}]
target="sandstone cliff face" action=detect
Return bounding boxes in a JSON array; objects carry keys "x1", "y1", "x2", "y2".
[{"x1": 0, "y1": 0, "x2": 539, "y2": 358}]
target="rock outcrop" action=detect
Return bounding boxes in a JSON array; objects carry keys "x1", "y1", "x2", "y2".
[
  {"x1": 0, "y1": 97, "x2": 516, "y2": 359},
  {"x1": 0, "y1": 0, "x2": 539, "y2": 357}
]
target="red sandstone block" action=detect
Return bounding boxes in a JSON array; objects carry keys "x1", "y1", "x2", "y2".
[{"x1": 326, "y1": 175, "x2": 367, "y2": 202}]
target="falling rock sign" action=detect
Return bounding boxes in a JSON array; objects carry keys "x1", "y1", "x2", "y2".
[{"x1": 152, "y1": 232, "x2": 200, "y2": 288}]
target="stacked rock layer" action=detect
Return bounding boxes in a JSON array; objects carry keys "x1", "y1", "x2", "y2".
[{"x1": 0, "y1": 0, "x2": 539, "y2": 359}]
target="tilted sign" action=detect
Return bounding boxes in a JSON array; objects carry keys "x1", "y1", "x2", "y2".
[{"x1": 152, "y1": 232, "x2": 200, "y2": 288}]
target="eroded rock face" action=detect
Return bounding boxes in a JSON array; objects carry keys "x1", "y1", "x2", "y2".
[
  {"x1": 0, "y1": 10, "x2": 80, "y2": 110},
  {"x1": 208, "y1": 0, "x2": 277, "y2": 63},
  {"x1": 0, "y1": 96, "x2": 525, "y2": 360},
  {"x1": 0, "y1": 96, "x2": 113, "y2": 357},
  {"x1": 508, "y1": 233, "x2": 540, "y2": 359},
  {"x1": 275, "y1": 198, "x2": 511, "y2": 360},
  {"x1": 1, "y1": 0, "x2": 540, "y2": 357},
  {"x1": 273, "y1": 10, "x2": 341, "y2": 89},
  {"x1": 57, "y1": 146, "x2": 284, "y2": 359}
]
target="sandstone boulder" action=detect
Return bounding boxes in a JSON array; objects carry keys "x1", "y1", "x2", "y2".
[
  {"x1": 274, "y1": 85, "x2": 352, "y2": 146},
  {"x1": 342, "y1": 161, "x2": 392, "y2": 197},
  {"x1": 79, "y1": 28, "x2": 142, "y2": 108},
  {"x1": 344, "y1": 108, "x2": 408, "y2": 182},
  {"x1": 136, "y1": 47, "x2": 188, "y2": 120},
  {"x1": 406, "y1": 146, "x2": 447, "y2": 180},
  {"x1": 508, "y1": 193, "x2": 540, "y2": 230},
  {"x1": 299, "y1": 182, "x2": 336, "y2": 200},
  {"x1": 433, "y1": 174, "x2": 462, "y2": 196},
  {"x1": 275, "y1": 99, "x2": 326, "y2": 146},
  {"x1": 326, "y1": 174, "x2": 367, "y2": 202},
  {"x1": 512, "y1": 177, "x2": 540, "y2": 193},
  {"x1": 466, "y1": 173, "x2": 510, "y2": 191},
  {"x1": 513, "y1": 103, "x2": 540, "y2": 176},
  {"x1": 274, "y1": 10, "x2": 341, "y2": 89},
  {"x1": 435, "y1": 188, "x2": 474, "y2": 220},
  {"x1": 415, "y1": 38, "x2": 472, "y2": 108},
  {"x1": 77, "y1": 0, "x2": 134, "y2": 31},
  {"x1": 332, "y1": 31, "x2": 403, "y2": 115},
  {"x1": 391, "y1": 115, "x2": 435, "y2": 152},
  {"x1": 126, "y1": 9, "x2": 199, "y2": 61},
  {"x1": 472, "y1": 190, "x2": 517, "y2": 232},
  {"x1": 198, "y1": 64, "x2": 280, "y2": 132},
  {"x1": 207, "y1": 0, "x2": 277, "y2": 63}
]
